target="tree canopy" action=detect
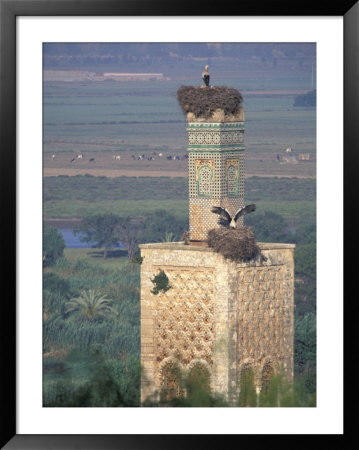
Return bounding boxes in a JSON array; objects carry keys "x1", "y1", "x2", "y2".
[
  {"x1": 73, "y1": 213, "x2": 122, "y2": 259},
  {"x1": 43, "y1": 224, "x2": 65, "y2": 267}
]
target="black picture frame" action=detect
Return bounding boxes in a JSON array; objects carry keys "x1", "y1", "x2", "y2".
[{"x1": 1, "y1": 1, "x2": 356, "y2": 448}]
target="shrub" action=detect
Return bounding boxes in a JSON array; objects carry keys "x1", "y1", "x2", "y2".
[
  {"x1": 43, "y1": 224, "x2": 65, "y2": 267},
  {"x1": 43, "y1": 272, "x2": 70, "y2": 296},
  {"x1": 151, "y1": 270, "x2": 171, "y2": 295}
]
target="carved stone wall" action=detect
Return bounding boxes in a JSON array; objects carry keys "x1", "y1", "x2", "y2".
[{"x1": 140, "y1": 242, "x2": 295, "y2": 404}]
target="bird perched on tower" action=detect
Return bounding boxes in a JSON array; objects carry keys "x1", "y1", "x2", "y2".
[
  {"x1": 202, "y1": 65, "x2": 210, "y2": 87},
  {"x1": 211, "y1": 204, "x2": 256, "y2": 229}
]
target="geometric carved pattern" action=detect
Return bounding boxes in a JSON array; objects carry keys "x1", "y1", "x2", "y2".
[
  {"x1": 154, "y1": 268, "x2": 215, "y2": 369},
  {"x1": 160, "y1": 361, "x2": 183, "y2": 400},
  {"x1": 237, "y1": 266, "x2": 291, "y2": 368},
  {"x1": 140, "y1": 243, "x2": 295, "y2": 404},
  {"x1": 261, "y1": 361, "x2": 275, "y2": 392}
]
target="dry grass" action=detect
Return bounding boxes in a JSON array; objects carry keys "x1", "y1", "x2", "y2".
[
  {"x1": 207, "y1": 227, "x2": 265, "y2": 263},
  {"x1": 177, "y1": 86, "x2": 243, "y2": 119}
]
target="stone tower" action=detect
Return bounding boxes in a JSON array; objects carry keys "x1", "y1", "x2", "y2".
[
  {"x1": 188, "y1": 112, "x2": 245, "y2": 242},
  {"x1": 140, "y1": 86, "x2": 295, "y2": 405}
]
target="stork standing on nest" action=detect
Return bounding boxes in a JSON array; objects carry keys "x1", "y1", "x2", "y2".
[
  {"x1": 212, "y1": 204, "x2": 256, "y2": 228},
  {"x1": 202, "y1": 65, "x2": 210, "y2": 87}
]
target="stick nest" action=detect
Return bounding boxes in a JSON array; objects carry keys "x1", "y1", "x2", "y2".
[
  {"x1": 207, "y1": 227, "x2": 265, "y2": 263},
  {"x1": 177, "y1": 86, "x2": 243, "y2": 119}
]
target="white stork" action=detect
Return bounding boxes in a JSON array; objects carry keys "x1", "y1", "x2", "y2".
[
  {"x1": 211, "y1": 204, "x2": 256, "y2": 228},
  {"x1": 202, "y1": 65, "x2": 210, "y2": 87}
]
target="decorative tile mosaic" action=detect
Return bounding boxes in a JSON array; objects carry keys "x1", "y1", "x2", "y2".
[{"x1": 187, "y1": 121, "x2": 246, "y2": 240}]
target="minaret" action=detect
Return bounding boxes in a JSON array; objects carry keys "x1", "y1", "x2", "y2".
[
  {"x1": 140, "y1": 84, "x2": 295, "y2": 405},
  {"x1": 187, "y1": 107, "x2": 245, "y2": 241}
]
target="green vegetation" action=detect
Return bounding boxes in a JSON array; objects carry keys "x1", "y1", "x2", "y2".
[
  {"x1": 43, "y1": 224, "x2": 65, "y2": 267},
  {"x1": 43, "y1": 251, "x2": 140, "y2": 406},
  {"x1": 143, "y1": 363, "x2": 315, "y2": 408},
  {"x1": 65, "y1": 289, "x2": 118, "y2": 321},
  {"x1": 43, "y1": 175, "x2": 316, "y2": 406},
  {"x1": 44, "y1": 175, "x2": 315, "y2": 228},
  {"x1": 44, "y1": 348, "x2": 140, "y2": 407},
  {"x1": 72, "y1": 209, "x2": 188, "y2": 260},
  {"x1": 150, "y1": 270, "x2": 171, "y2": 295},
  {"x1": 43, "y1": 208, "x2": 316, "y2": 406},
  {"x1": 44, "y1": 174, "x2": 315, "y2": 205},
  {"x1": 43, "y1": 175, "x2": 188, "y2": 203},
  {"x1": 73, "y1": 213, "x2": 122, "y2": 259}
]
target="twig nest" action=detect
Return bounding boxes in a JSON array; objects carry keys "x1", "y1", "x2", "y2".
[
  {"x1": 177, "y1": 86, "x2": 243, "y2": 120},
  {"x1": 207, "y1": 227, "x2": 264, "y2": 262}
]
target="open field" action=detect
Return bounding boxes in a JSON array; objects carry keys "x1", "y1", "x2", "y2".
[
  {"x1": 44, "y1": 149, "x2": 316, "y2": 179},
  {"x1": 44, "y1": 76, "x2": 316, "y2": 179},
  {"x1": 44, "y1": 167, "x2": 315, "y2": 179},
  {"x1": 43, "y1": 70, "x2": 316, "y2": 226},
  {"x1": 43, "y1": 175, "x2": 316, "y2": 230}
]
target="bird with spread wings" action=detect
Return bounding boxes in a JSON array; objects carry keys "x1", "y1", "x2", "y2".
[{"x1": 211, "y1": 204, "x2": 256, "y2": 229}]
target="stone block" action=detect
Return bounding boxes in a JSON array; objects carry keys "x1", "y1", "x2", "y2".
[{"x1": 140, "y1": 242, "x2": 295, "y2": 404}]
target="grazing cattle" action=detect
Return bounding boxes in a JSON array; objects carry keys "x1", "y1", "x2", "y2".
[
  {"x1": 285, "y1": 147, "x2": 292, "y2": 153},
  {"x1": 89, "y1": 158, "x2": 95, "y2": 162},
  {"x1": 77, "y1": 154, "x2": 83, "y2": 160},
  {"x1": 158, "y1": 152, "x2": 163, "y2": 157},
  {"x1": 113, "y1": 155, "x2": 121, "y2": 161},
  {"x1": 131, "y1": 155, "x2": 136, "y2": 160},
  {"x1": 52, "y1": 154, "x2": 56, "y2": 160},
  {"x1": 174, "y1": 155, "x2": 180, "y2": 160},
  {"x1": 70, "y1": 158, "x2": 76, "y2": 163},
  {"x1": 167, "y1": 155, "x2": 172, "y2": 160}
]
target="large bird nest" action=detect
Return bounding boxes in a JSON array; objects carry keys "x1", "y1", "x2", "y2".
[
  {"x1": 177, "y1": 86, "x2": 243, "y2": 120},
  {"x1": 207, "y1": 227, "x2": 265, "y2": 263}
]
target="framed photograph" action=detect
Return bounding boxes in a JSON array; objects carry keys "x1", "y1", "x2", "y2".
[{"x1": 1, "y1": 0, "x2": 356, "y2": 448}]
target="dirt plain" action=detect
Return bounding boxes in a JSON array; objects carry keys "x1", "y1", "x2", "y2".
[{"x1": 44, "y1": 150, "x2": 316, "y2": 179}]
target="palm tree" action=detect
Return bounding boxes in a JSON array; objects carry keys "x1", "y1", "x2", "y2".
[{"x1": 65, "y1": 289, "x2": 118, "y2": 321}]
